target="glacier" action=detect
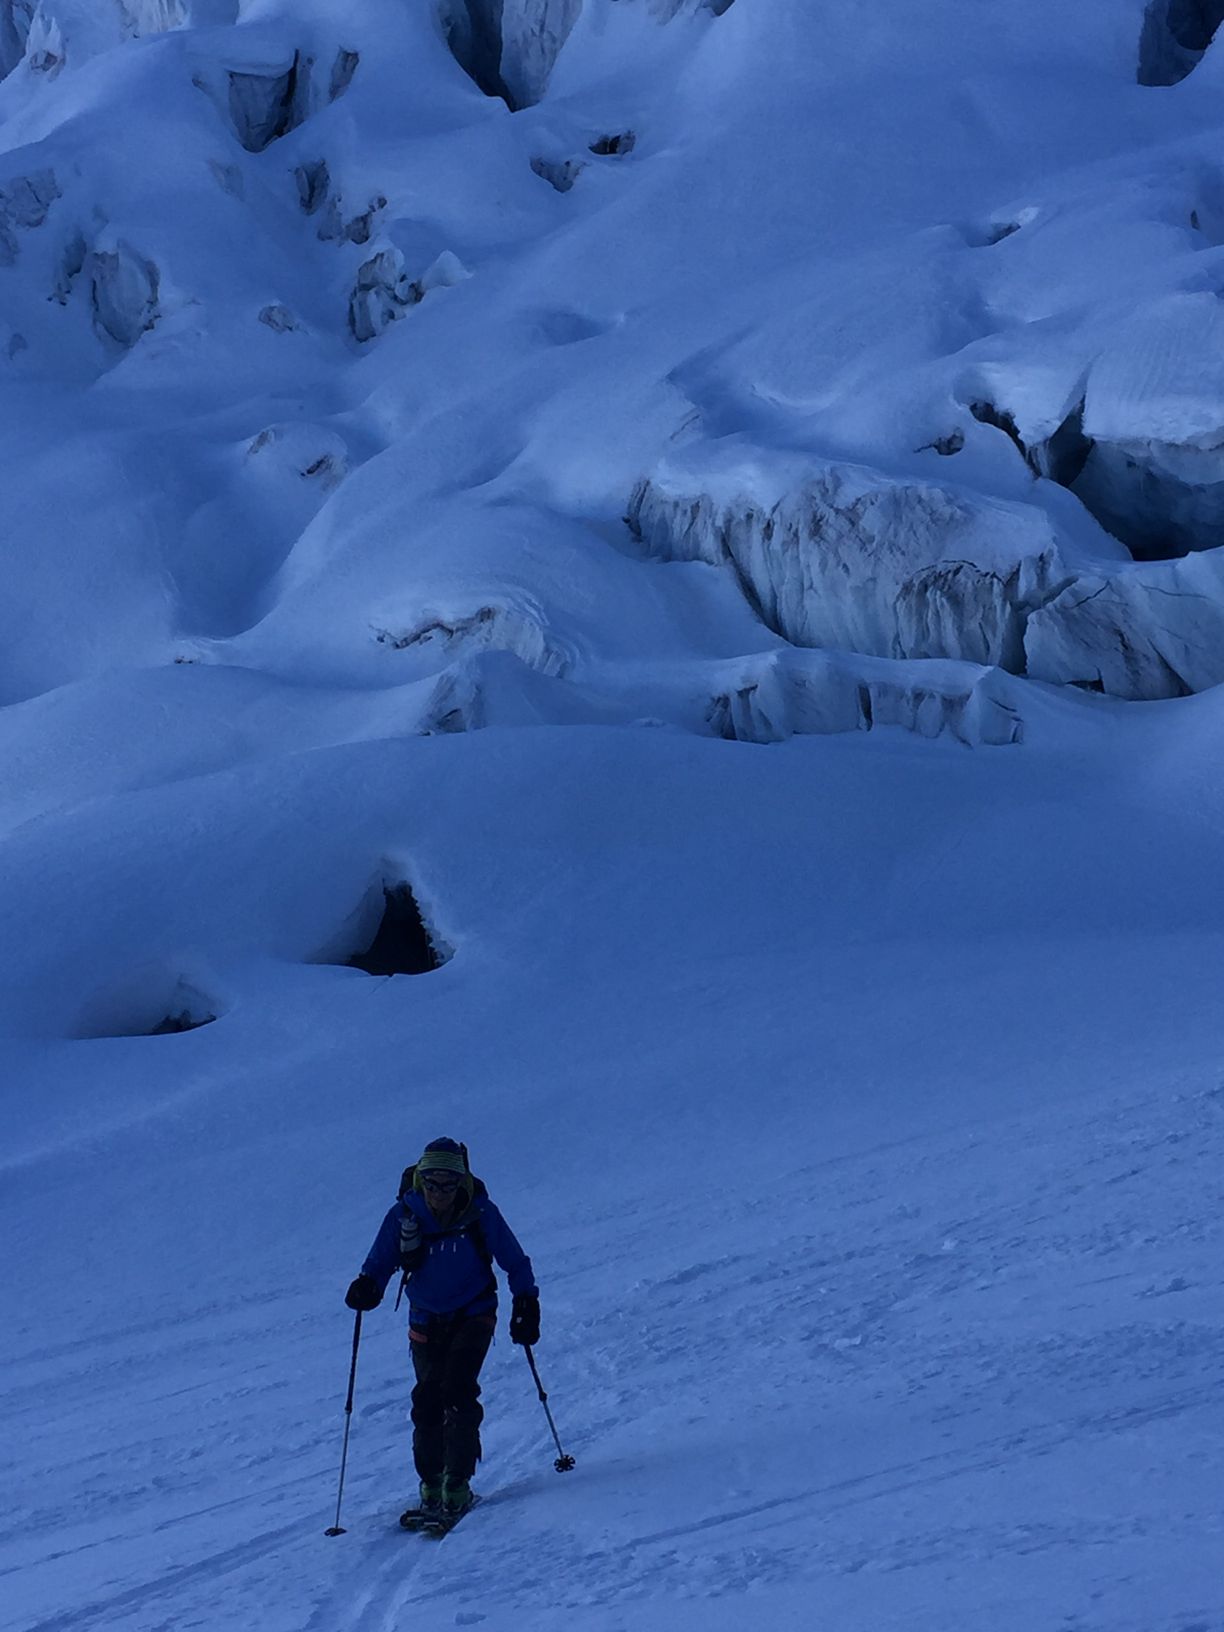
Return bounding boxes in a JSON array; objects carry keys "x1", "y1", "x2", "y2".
[{"x1": 1, "y1": 3, "x2": 1224, "y2": 1630}]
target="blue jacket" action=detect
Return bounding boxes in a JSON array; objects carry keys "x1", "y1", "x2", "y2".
[{"x1": 361, "y1": 1185, "x2": 537, "y2": 1328}]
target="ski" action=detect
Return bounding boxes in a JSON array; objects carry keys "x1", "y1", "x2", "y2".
[{"x1": 399, "y1": 1494, "x2": 481, "y2": 1536}]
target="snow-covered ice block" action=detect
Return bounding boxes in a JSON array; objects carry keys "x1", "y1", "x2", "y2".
[
  {"x1": 0, "y1": 0, "x2": 200, "y2": 80},
  {"x1": 499, "y1": 0, "x2": 583, "y2": 107},
  {"x1": 89, "y1": 239, "x2": 160, "y2": 347},
  {"x1": 1083, "y1": 295, "x2": 1224, "y2": 450},
  {"x1": 1071, "y1": 293, "x2": 1224, "y2": 559},
  {"x1": 628, "y1": 442, "x2": 1080, "y2": 672},
  {"x1": 347, "y1": 245, "x2": 465, "y2": 342},
  {"x1": 440, "y1": 0, "x2": 732, "y2": 108},
  {"x1": 700, "y1": 649, "x2": 1025, "y2": 747},
  {"x1": 0, "y1": 167, "x2": 58, "y2": 263},
  {"x1": 1027, "y1": 547, "x2": 1224, "y2": 699}
]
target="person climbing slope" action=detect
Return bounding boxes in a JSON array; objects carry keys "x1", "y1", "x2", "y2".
[{"x1": 344, "y1": 1137, "x2": 540, "y2": 1525}]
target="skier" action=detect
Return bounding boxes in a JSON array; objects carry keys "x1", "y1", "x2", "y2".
[{"x1": 344, "y1": 1137, "x2": 540, "y2": 1524}]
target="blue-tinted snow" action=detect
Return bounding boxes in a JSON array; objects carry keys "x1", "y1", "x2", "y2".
[{"x1": 2, "y1": 3, "x2": 1223, "y2": 1630}]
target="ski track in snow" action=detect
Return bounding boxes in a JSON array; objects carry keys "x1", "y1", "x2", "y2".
[
  {"x1": 3, "y1": 2, "x2": 1224, "y2": 1629},
  {"x1": 6, "y1": 1072, "x2": 1223, "y2": 1631}
]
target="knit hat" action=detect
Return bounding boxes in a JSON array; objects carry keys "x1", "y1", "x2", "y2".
[{"x1": 413, "y1": 1137, "x2": 473, "y2": 1201}]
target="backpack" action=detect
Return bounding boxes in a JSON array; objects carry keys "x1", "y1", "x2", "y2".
[{"x1": 397, "y1": 1148, "x2": 493, "y2": 1276}]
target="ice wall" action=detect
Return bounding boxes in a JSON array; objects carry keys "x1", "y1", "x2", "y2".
[
  {"x1": 701, "y1": 649, "x2": 1025, "y2": 748},
  {"x1": 1069, "y1": 294, "x2": 1224, "y2": 560},
  {"x1": 1028, "y1": 549, "x2": 1224, "y2": 699},
  {"x1": 630, "y1": 443, "x2": 1224, "y2": 702},
  {"x1": 439, "y1": 0, "x2": 581, "y2": 106},
  {"x1": 976, "y1": 295, "x2": 1224, "y2": 562},
  {"x1": 627, "y1": 448, "x2": 1075, "y2": 673},
  {"x1": 438, "y1": 0, "x2": 733, "y2": 108}
]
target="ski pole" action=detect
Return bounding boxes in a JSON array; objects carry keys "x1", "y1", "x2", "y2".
[
  {"x1": 325, "y1": 1310, "x2": 363, "y2": 1535},
  {"x1": 524, "y1": 1345, "x2": 575, "y2": 1472}
]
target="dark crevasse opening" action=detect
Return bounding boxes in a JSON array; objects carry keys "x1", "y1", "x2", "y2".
[
  {"x1": 228, "y1": 54, "x2": 307, "y2": 152},
  {"x1": 970, "y1": 394, "x2": 1213, "y2": 562},
  {"x1": 439, "y1": 0, "x2": 514, "y2": 105},
  {"x1": 1139, "y1": 0, "x2": 1224, "y2": 85},
  {"x1": 439, "y1": 1, "x2": 737, "y2": 111},
  {"x1": 347, "y1": 884, "x2": 445, "y2": 976},
  {"x1": 590, "y1": 131, "x2": 636, "y2": 155},
  {"x1": 149, "y1": 1008, "x2": 217, "y2": 1036},
  {"x1": 75, "y1": 975, "x2": 221, "y2": 1040},
  {"x1": 0, "y1": 5, "x2": 31, "y2": 83},
  {"x1": 221, "y1": 47, "x2": 358, "y2": 153},
  {"x1": 1065, "y1": 443, "x2": 1224, "y2": 561}
]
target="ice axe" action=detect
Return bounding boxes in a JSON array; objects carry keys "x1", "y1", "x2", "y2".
[{"x1": 524, "y1": 1345, "x2": 575, "y2": 1472}]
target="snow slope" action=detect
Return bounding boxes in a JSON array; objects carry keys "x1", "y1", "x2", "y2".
[
  {"x1": 5, "y1": 719, "x2": 1224, "y2": 1632},
  {"x1": 3, "y1": 1, "x2": 1224, "y2": 1629}
]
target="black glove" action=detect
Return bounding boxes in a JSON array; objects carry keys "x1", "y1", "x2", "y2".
[
  {"x1": 345, "y1": 1273, "x2": 382, "y2": 1311},
  {"x1": 510, "y1": 1292, "x2": 540, "y2": 1346}
]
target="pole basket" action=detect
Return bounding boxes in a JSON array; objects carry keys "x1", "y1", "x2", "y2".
[{"x1": 524, "y1": 1345, "x2": 576, "y2": 1473}]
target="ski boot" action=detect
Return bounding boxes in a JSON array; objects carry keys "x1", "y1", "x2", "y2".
[
  {"x1": 441, "y1": 1477, "x2": 476, "y2": 1519},
  {"x1": 399, "y1": 1480, "x2": 444, "y2": 1530}
]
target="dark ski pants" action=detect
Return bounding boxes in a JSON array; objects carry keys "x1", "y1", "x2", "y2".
[{"x1": 410, "y1": 1313, "x2": 495, "y2": 1484}]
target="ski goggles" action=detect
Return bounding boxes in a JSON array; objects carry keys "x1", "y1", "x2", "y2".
[{"x1": 420, "y1": 1172, "x2": 462, "y2": 1193}]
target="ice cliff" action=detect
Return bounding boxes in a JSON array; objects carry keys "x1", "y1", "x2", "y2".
[
  {"x1": 627, "y1": 448, "x2": 1079, "y2": 674},
  {"x1": 439, "y1": 0, "x2": 734, "y2": 108},
  {"x1": 628, "y1": 443, "x2": 1224, "y2": 701}
]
